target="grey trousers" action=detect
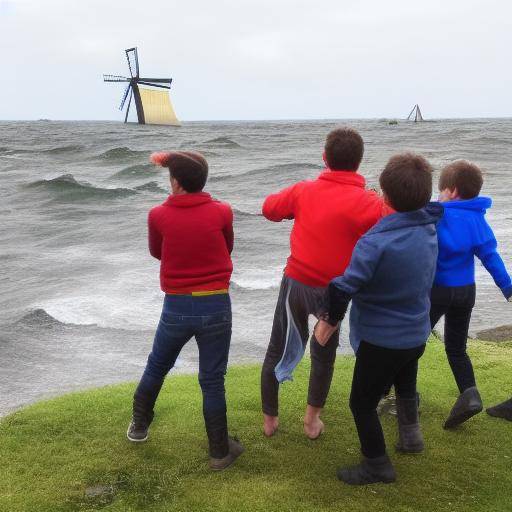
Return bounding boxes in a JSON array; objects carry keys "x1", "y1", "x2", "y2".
[{"x1": 261, "y1": 275, "x2": 340, "y2": 416}]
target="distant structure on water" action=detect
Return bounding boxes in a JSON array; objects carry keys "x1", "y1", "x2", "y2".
[
  {"x1": 407, "y1": 104, "x2": 424, "y2": 122},
  {"x1": 103, "y1": 48, "x2": 180, "y2": 126}
]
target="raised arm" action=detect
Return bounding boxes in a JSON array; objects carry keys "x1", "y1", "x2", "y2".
[
  {"x1": 148, "y1": 209, "x2": 163, "y2": 260},
  {"x1": 262, "y1": 182, "x2": 303, "y2": 222},
  {"x1": 474, "y1": 230, "x2": 512, "y2": 299}
]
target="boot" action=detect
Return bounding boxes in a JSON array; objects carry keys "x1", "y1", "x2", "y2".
[
  {"x1": 444, "y1": 386, "x2": 483, "y2": 429},
  {"x1": 337, "y1": 454, "x2": 396, "y2": 485},
  {"x1": 395, "y1": 396, "x2": 424, "y2": 453},
  {"x1": 205, "y1": 411, "x2": 244, "y2": 471},
  {"x1": 127, "y1": 392, "x2": 155, "y2": 442},
  {"x1": 486, "y1": 397, "x2": 512, "y2": 422}
]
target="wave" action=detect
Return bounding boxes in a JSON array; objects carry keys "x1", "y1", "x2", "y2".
[
  {"x1": 231, "y1": 278, "x2": 280, "y2": 291},
  {"x1": 95, "y1": 147, "x2": 149, "y2": 161},
  {"x1": 25, "y1": 174, "x2": 137, "y2": 200},
  {"x1": 134, "y1": 181, "x2": 167, "y2": 193},
  {"x1": 232, "y1": 208, "x2": 262, "y2": 219},
  {"x1": 202, "y1": 136, "x2": 242, "y2": 148},
  {"x1": 209, "y1": 162, "x2": 318, "y2": 182},
  {"x1": 110, "y1": 163, "x2": 157, "y2": 179},
  {"x1": 15, "y1": 308, "x2": 71, "y2": 328},
  {"x1": 43, "y1": 144, "x2": 84, "y2": 155}
]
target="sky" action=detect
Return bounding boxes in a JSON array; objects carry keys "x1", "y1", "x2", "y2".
[{"x1": 1, "y1": 0, "x2": 511, "y2": 121}]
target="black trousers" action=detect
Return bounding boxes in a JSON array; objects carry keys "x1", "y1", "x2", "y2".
[
  {"x1": 430, "y1": 284, "x2": 476, "y2": 393},
  {"x1": 350, "y1": 340, "x2": 426, "y2": 458}
]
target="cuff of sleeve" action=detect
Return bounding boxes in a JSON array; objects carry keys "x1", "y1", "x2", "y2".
[{"x1": 502, "y1": 285, "x2": 512, "y2": 300}]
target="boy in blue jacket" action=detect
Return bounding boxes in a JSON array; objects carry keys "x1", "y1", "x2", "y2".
[
  {"x1": 432, "y1": 160, "x2": 512, "y2": 429},
  {"x1": 315, "y1": 153, "x2": 442, "y2": 485}
]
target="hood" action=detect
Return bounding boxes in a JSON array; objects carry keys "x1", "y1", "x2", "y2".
[
  {"x1": 442, "y1": 196, "x2": 492, "y2": 212},
  {"x1": 164, "y1": 192, "x2": 212, "y2": 208},
  {"x1": 370, "y1": 202, "x2": 444, "y2": 234},
  {"x1": 318, "y1": 169, "x2": 366, "y2": 188}
]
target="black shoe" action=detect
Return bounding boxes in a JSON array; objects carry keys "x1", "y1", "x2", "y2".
[
  {"x1": 395, "y1": 396, "x2": 424, "y2": 453},
  {"x1": 444, "y1": 386, "x2": 483, "y2": 429},
  {"x1": 127, "y1": 393, "x2": 155, "y2": 442},
  {"x1": 209, "y1": 437, "x2": 245, "y2": 471},
  {"x1": 337, "y1": 454, "x2": 396, "y2": 485},
  {"x1": 486, "y1": 397, "x2": 512, "y2": 422}
]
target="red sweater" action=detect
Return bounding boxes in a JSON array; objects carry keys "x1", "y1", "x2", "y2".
[
  {"x1": 148, "y1": 192, "x2": 234, "y2": 293},
  {"x1": 262, "y1": 169, "x2": 391, "y2": 287}
]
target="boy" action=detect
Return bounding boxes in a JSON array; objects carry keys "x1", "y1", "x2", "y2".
[
  {"x1": 432, "y1": 160, "x2": 512, "y2": 429},
  {"x1": 127, "y1": 151, "x2": 244, "y2": 471},
  {"x1": 261, "y1": 127, "x2": 391, "y2": 439},
  {"x1": 315, "y1": 153, "x2": 441, "y2": 485}
]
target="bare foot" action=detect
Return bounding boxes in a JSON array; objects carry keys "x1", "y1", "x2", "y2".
[
  {"x1": 263, "y1": 414, "x2": 279, "y2": 437},
  {"x1": 304, "y1": 405, "x2": 324, "y2": 440}
]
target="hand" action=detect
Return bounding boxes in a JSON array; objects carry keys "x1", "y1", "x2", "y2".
[{"x1": 314, "y1": 319, "x2": 338, "y2": 346}]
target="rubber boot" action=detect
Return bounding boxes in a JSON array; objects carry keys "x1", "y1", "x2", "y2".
[
  {"x1": 205, "y1": 411, "x2": 244, "y2": 471},
  {"x1": 127, "y1": 391, "x2": 156, "y2": 442},
  {"x1": 337, "y1": 454, "x2": 396, "y2": 485},
  {"x1": 395, "y1": 396, "x2": 424, "y2": 453},
  {"x1": 444, "y1": 386, "x2": 483, "y2": 429},
  {"x1": 486, "y1": 397, "x2": 512, "y2": 422}
]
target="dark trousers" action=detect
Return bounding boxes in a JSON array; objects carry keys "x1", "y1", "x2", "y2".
[
  {"x1": 430, "y1": 284, "x2": 476, "y2": 393},
  {"x1": 350, "y1": 340, "x2": 426, "y2": 458},
  {"x1": 261, "y1": 276, "x2": 340, "y2": 416},
  {"x1": 136, "y1": 293, "x2": 232, "y2": 419}
]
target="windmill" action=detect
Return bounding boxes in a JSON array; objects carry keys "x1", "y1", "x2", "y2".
[
  {"x1": 103, "y1": 47, "x2": 180, "y2": 126},
  {"x1": 407, "y1": 104, "x2": 424, "y2": 122}
]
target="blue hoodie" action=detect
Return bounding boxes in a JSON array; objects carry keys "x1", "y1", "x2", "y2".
[
  {"x1": 329, "y1": 203, "x2": 443, "y2": 352},
  {"x1": 434, "y1": 197, "x2": 512, "y2": 299}
]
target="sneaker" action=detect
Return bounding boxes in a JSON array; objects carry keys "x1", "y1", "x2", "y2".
[{"x1": 209, "y1": 437, "x2": 245, "y2": 471}]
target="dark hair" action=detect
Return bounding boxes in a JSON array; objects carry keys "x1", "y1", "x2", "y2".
[
  {"x1": 151, "y1": 151, "x2": 208, "y2": 192},
  {"x1": 439, "y1": 160, "x2": 483, "y2": 199},
  {"x1": 379, "y1": 152, "x2": 433, "y2": 212},
  {"x1": 324, "y1": 127, "x2": 364, "y2": 171}
]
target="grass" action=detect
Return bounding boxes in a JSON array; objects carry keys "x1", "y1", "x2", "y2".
[{"x1": 1, "y1": 338, "x2": 512, "y2": 512}]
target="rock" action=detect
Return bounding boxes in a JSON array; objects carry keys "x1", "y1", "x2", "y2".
[{"x1": 476, "y1": 325, "x2": 512, "y2": 342}]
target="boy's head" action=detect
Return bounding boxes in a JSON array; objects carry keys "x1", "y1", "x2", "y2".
[
  {"x1": 324, "y1": 127, "x2": 364, "y2": 171},
  {"x1": 379, "y1": 153, "x2": 433, "y2": 212},
  {"x1": 150, "y1": 151, "x2": 208, "y2": 193},
  {"x1": 438, "y1": 160, "x2": 483, "y2": 201}
]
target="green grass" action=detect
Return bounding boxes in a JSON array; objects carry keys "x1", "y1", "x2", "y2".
[{"x1": 1, "y1": 338, "x2": 512, "y2": 512}]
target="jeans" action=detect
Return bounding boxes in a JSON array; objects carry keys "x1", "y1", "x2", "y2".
[
  {"x1": 430, "y1": 284, "x2": 476, "y2": 393},
  {"x1": 350, "y1": 340, "x2": 426, "y2": 458},
  {"x1": 261, "y1": 275, "x2": 340, "y2": 416},
  {"x1": 136, "y1": 293, "x2": 232, "y2": 418}
]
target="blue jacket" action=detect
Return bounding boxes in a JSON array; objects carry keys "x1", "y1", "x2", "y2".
[
  {"x1": 434, "y1": 197, "x2": 512, "y2": 299},
  {"x1": 330, "y1": 203, "x2": 443, "y2": 352}
]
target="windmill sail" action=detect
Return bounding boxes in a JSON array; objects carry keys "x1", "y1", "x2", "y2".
[
  {"x1": 407, "y1": 104, "x2": 424, "y2": 122},
  {"x1": 139, "y1": 87, "x2": 180, "y2": 126}
]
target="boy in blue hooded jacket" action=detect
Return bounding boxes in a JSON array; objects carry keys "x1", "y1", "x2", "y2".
[
  {"x1": 432, "y1": 160, "x2": 512, "y2": 429},
  {"x1": 315, "y1": 153, "x2": 442, "y2": 485}
]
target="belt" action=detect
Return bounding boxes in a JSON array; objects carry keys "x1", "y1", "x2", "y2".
[{"x1": 167, "y1": 289, "x2": 229, "y2": 297}]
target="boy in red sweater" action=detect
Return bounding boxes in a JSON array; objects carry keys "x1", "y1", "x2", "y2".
[
  {"x1": 127, "y1": 151, "x2": 243, "y2": 471},
  {"x1": 261, "y1": 127, "x2": 391, "y2": 438}
]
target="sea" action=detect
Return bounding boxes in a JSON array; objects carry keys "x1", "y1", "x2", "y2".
[{"x1": 1, "y1": 118, "x2": 511, "y2": 415}]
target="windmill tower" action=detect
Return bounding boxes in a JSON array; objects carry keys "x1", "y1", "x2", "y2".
[
  {"x1": 407, "y1": 104, "x2": 424, "y2": 122},
  {"x1": 103, "y1": 48, "x2": 180, "y2": 126}
]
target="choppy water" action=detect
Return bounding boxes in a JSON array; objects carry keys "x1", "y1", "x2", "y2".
[{"x1": 1, "y1": 119, "x2": 511, "y2": 415}]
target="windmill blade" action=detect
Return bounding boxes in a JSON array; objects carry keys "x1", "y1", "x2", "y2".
[
  {"x1": 124, "y1": 88, "x2": 133, "y2": 123},
  {"x1": 103, "y1": 74, "x2": 130, "y2": 82},
  {"x1": 119, "y1": 84, "x2": 132, "y2": 110},
  {"x1": 125, "y1": 47, "x2": 139, "y2": 78},
  {"x1": 138, "y1": 77, "x2": 173, "y2": 84},
  {"x1": 137, "y1": 81, "x2": 171, "y2": 89}
]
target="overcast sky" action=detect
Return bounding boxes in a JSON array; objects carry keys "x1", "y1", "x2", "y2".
[{"x1": 1, "y1": 0, "x2": 511, "y2": 121}]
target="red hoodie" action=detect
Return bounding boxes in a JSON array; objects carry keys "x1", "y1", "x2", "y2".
[
  {"x1": 262, "y1": 170, "x2": 391, "y2": 287},
  {"x1": 148, "y1": 192, "x2": 233, "y2": 293}
]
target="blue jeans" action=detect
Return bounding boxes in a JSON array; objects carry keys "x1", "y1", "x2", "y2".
[{"x1": 137, "y1": 293, "x2": 232, "y2": 418}]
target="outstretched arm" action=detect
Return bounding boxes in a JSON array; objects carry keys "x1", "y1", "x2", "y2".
[
  {"x1": 262, "y1": 182, "x2": 303, "y2": 221},
  {"x1": 475, "y1": 237, "x2": 512, "y2": 300}
]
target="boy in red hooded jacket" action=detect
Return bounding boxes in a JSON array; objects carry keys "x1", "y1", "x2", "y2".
[{"x1": 261, "y1": 127, "x2": 391, "y2": 438}]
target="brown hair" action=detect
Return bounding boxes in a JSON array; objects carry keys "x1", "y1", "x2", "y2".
[
  {"x1": 379, "y1": 152, "x2": 433, "y2": 212},
  {"x1": 150, "y1": 151, "x2": 208, "y2": 192},
  {"x1": 324, "y1": 127, "x2": 364, "y2": 171},
  {"x1": 439, "y1": 160, "x2": 483, "y2": 199}
]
